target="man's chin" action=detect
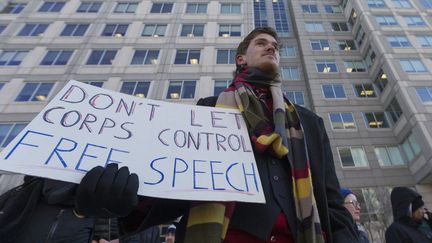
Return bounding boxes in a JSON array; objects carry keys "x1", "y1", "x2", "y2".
[{"x1": 257, "y1": 61, "x2": 279, "y2": 77}]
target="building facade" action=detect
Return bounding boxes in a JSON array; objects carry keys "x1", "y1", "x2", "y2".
[{"x1": 1, "y1": 0, "x2": 432, "y2": 241}]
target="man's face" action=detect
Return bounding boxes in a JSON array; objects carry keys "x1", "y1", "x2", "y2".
[
  {"x1": 412, "y1": 207, "x2": 425, "y2": 222},
  {"x1": 165, "y1": 232, "x2": 175, "y2": 243},
  {"x1": 236, "y1": 33, "x2": 280, "y2": 70}
]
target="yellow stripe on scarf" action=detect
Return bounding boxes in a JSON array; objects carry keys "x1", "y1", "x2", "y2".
[
  {"x1": 295, "y1": 176, "x2": 312, "y2": 199},
  {"x1": 187, "y1": 203, "x2": 225, "y2": 227},
  {"x1": 215, "y1": 104, "x2": 238, "y2": 110},
  {"x1": 256, "y1": 133, "x2": 289, "y2": 158}
]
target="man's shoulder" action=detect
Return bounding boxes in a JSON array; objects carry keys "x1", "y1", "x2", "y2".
[
  {"x1": 196, "y1": 96, "x2": 218, "y2": 107},
  {"x1": 196, "y1": 96, "x2": 322, "y2": 122}
]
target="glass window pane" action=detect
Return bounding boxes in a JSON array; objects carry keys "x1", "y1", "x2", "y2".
[
  {"x1": 31, "y1": 83, "x2": 53, "y2": 101},
  {"x1": 0, "y1": 124, "x2": 13, "y2": 146},
  {"x1": 340, "y1": 147, "x2": 355, "y2": 166},
  {"x1": 167, "y1": 81, "x2": 182, "y2": 99},
  {"x1": 182, "y1": 81, "x2": 196, "y2": 98},
  {"x1": 2, "y1": 124, "x2": 26, "y2": 147},
  {"x1": 120, "y1": 82, "x2": 136, "y2": 94},
  {"x1": 15, "y1": 83, "x2": 38, "y2": 101},
  {"x1": 375, "y1": 147, "x2": 391, "y2": 166},
  {"x1": 135, "y1": 82, "x2": 150, "y2": 97}
]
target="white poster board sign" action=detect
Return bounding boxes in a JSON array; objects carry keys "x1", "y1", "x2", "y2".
[{"x1": 0, "y1": 80, "x2": 265, "y2": 203}]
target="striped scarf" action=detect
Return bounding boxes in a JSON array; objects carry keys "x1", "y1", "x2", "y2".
[{"x1": 185, "y1": 65, "x2": 324, "y2": 243}]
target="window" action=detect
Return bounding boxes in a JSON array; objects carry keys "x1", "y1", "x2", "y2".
[
  {"x1": 15, "y1": 82, "x2": 54, "y2": 102},
  {"x1": 254, "y1": 0, "x2": 267, "y2": 27},
  {"x1": 316, "y1": 60, "x2": 338, "y2": 73},
  {"x1": 214, "y1": 80, "x2": 230, "y2": 96},
  {"x1": 399, "y1": 59, "x2": 428, "y2": 73},
  {"x1": 302, "y1": 4, "x2": 318, "y2": 13},
  {"x1": 185, "y1": 3, "x2": 207, "y2": 13},
  {"x1": 285, "y1": 91, "x2": 304, "y2": 106},
  {"x1": 420, "y1": 0, "x2": 432, "y2": 8},
  {"x1": 345, "y1": 60, "x2": 366, "y2": 72},
  {"x1": 363, "y1": 112, "x2": 390, "y2": 128},
  {"x1": 86, "y1": 50, "x2": 117, "y2": 65},
  {"x1": 331, "y1": 22, "x2": 350, "y2": 31},
  {"x1": 83, "y1": 81, "x2": 104, "y2": 87},
  {"x1": 40, "y1": 50, "x2": 73, "y2": 65},
  {"x1": 101, "y1": 24, "x2": 128, "y2": 37},
  {"x1": 336, "y1": 40, "x2": 357, "y2": 51},
  {"x1": 0, "y1": 50, "x2": 28, "y2": 66},
  {"x1": 310, "y1": 40, "x2": 330, "y2": 51},
  {"x1": 0, "y1": 25, "x2": 6, "y2": 34},
  {"x1": 150, "y1": 3, "x2": 173, "y2": 13},
  {"x1": 324, "y1": 5, "x2": 342, "y2": 13},
  {"x1": 0, "y1": 123, "x2": 27, "y2": 148},
  {"x1": 131, "y1": 50, "x2": 159, "y2": 65},
  {"x1": 329, "y1": 113, "x2": 356, "y2": 129},
  {"x1": 355, "y1": 27, "x2": 366, "y2": 47},
  {"x1": 180, "y1": 24, "x2": 204, "y2": 37},
  {"x1": 364, "y1": 47, "x2": 376, "y2": 68},
  {"x1": 0, "y1": 82, "x2": 4, "y2": 90},
  {"x1": 220, "y1": 3, "x2": 241, "y2": 14},
  {"x1": 416, "y1": 36, "x2": 432, "y2": 47},
  {"x1": 375, "y1": 16, "x2": 398, "y2": 26},
  {"x1": 322, "y1": 84, "x2": 346, "y2": 98},
  {"x1": 387, "y1": 36, "x2": 411, "y2": 48},
  {"x1": 120, "y1": 81, "x2": 150, "y2": 98},
  {"x1": 281, "y1": 67, "x2": 300, "y2": 80},
  {"x1": 142, "y1": 24, "x2": 167, "y2": 37},
  {"x1": 338, "y1": 147, "x2": 368, "y2": 167},
  {"x1": 174, "y1": 49, "x2": 200, "y2": 64},
  {"x1": 216, "y1": 49, "x2": 236, "y2": 64},
  {"x1": 39, "y1": 2, "x2": 65, "y2": 12},
  {"x1": 272, "y1": 1, "x2": 289, "y2": 35},
  {"x1": 77, "y1": 2, "x2": 102, "y2": 12},
  {"x1": 114, "y1": 2, "x2": 138, "y2": 13},
  {"x1": 60, "y1": 24, "x2": 89, "y2": 36},
  {"x1": 305, "y1": 22, "x2": 325, "y2": 32},
  {"x1": 401, "y1": 133, "x2": 421, "y2": 161},
  {"x1": 392, "y1": 0, "x2": 412, "y2": 8},
  {"x1": 374, "y1": 70, "x2": 388, "y2": 93},
  {"x1": 404, "y1": 16, "x2": 426, "y2": 26},
  {"x1": 368, "y1": 0, "x2": 386, "y2": 7},
  {"x1": 1, "y1": 3, "x2": 26, "y2": 14},
  {"x1": 17, "y1": 23, "x2": 48, "y2": 36},
  {"x1": 374, "y1": 146, "x2": 405, "y2": 166},
  {"x1": 348, "y1": 9, "x2": 358, "y2": 27},
  {"x1": 166, "y1": 80, "x2": 196, "y2": 99},
  {"x1": 280, "y1": 46, "x2": 296, "y2": 58},
  {"x1": 416, "y1": 87, "x2": 432, "y2": 103},
  {"x1": 219, "y1": 24, "x2": 241, "y2": 37},
  {"x1": 385, "y1": 98, "x2": 403, "y2": 124},
  {"x1": 354, "y1": 84, "x2": 377, "y2": 98}
]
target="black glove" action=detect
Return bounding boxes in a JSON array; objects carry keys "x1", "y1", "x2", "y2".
[{"x1": 75, "y1": 163, "x2": 139, "y2": 218}]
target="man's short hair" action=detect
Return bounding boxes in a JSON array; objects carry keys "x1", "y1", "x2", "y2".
[{"x1": 236, "y1": 27, "x2": 279, "y2": 56}]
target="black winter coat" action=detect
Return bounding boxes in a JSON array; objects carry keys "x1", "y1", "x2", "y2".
[
  {"x1": 120, "y1": 96, "x2": 359, "y2": 243},
  {"x1": 386, "y1": 187, "x2": 432, "y2": 243}
]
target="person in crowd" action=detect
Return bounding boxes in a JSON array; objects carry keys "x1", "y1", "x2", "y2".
[
  {"x1": 163, "y1": 224, "x2": 176, "y2": 243},
  {"x1": 75, "y1": 27, "x2": 359, "y2": 243},
  {"x1": 386, "y1": 186, "x2": 432, "y2": 242},
  {"x1": 340, "y1": 188, "x2": 369, "y2": 243}
]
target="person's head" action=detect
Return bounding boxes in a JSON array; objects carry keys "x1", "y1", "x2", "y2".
[
  {"x1": 235, "y1": 27, "x2": 280, "y2": 75},
  {"x1": 340, "y1": 188, "x2": 361, "y2": 222},
  {"x1": 390, "y1": 187, "x2": 425, "y2": 222},
  {"x1": 165, "y1": 224, "x2": 176, "y2": 243},
  {"x1": 411, "y1": 197, "x2": 425, "y2": 222}
]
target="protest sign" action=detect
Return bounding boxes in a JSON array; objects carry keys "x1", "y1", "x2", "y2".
[{"x1": 0, "y1": 80, "x2": 265, "y2": 203}]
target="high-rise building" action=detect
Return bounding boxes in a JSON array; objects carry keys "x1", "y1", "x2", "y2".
[{"x1": 1, "y1": 0, "x2": 432, "y2": 241}]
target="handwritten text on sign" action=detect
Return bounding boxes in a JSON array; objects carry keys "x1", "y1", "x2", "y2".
[{"x1": 0, "y1": 80, "x2": 265, "y2": 203}]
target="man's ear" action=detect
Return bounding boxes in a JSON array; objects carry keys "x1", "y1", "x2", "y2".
[{"x1": 236, "y1": 55, "x2": 246, "y2": 65}]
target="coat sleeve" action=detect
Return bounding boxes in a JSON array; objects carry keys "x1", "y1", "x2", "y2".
[
  {"x1": 385, "y1": 224, "x2": 410, "y2": 243},
  {"x1": 318, "y1": 117, "x2": 360, "y2": 243}
]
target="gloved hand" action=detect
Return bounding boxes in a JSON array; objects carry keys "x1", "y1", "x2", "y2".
[{"x1": 75, "y1": 163, "x2": 139, "y2": 218}]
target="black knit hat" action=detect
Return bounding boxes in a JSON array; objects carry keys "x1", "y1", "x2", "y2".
[{"x1": 412, "y1": 197, "x2": 424, "y2": 213}]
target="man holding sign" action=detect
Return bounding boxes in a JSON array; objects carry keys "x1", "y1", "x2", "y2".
[
  {"x1": 75, "y1": 27, "x2": 358, "y2": 243},
  {"x1": 2, "y1": 27, "x2": 358, "y2": 243}
]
